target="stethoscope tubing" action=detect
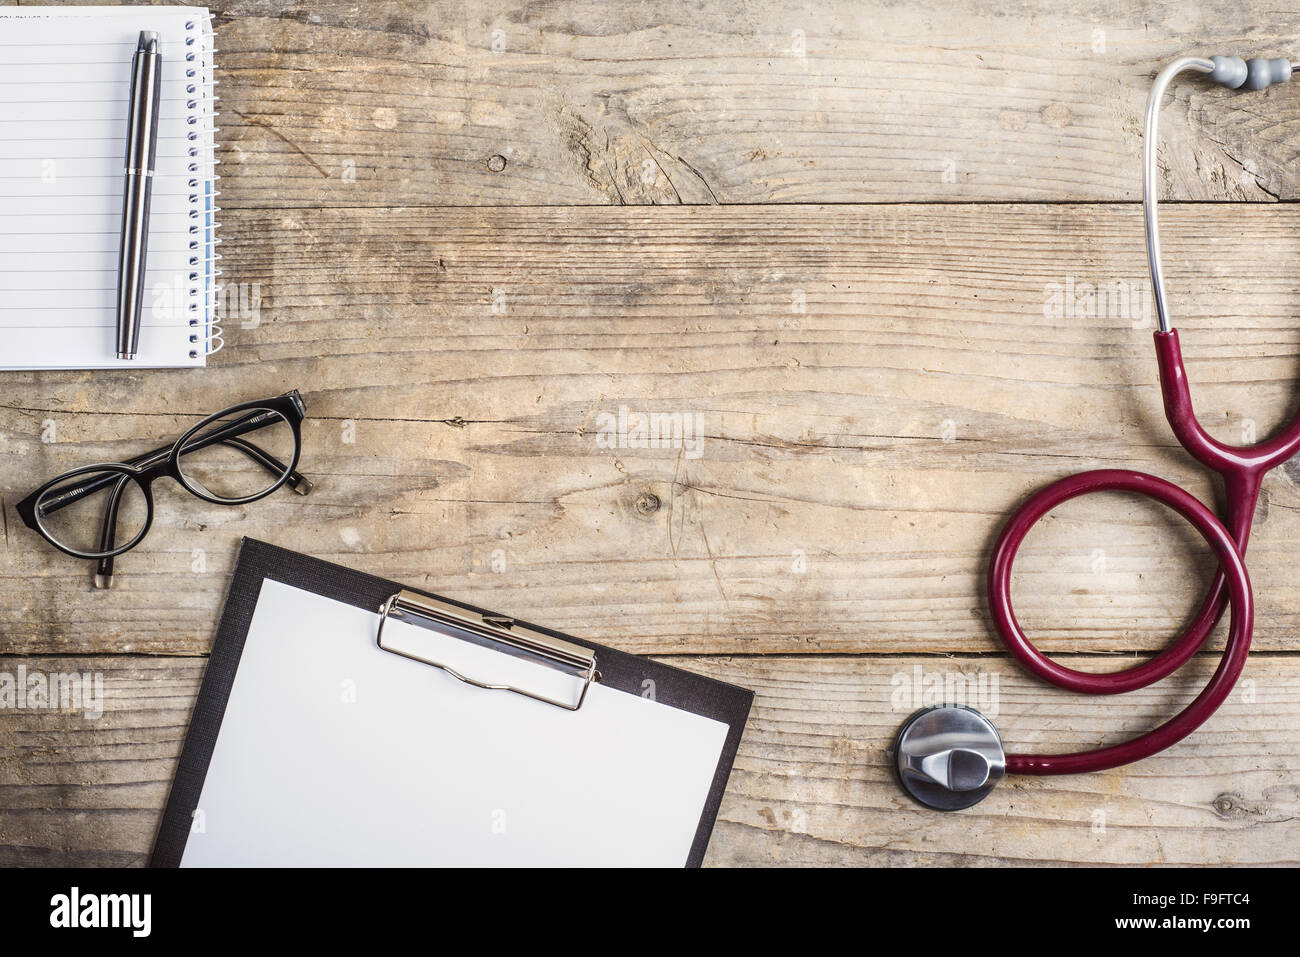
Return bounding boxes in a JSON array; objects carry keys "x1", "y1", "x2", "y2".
[
  {"x1": 988, "y1": 467, "x2": 1254, "y2": 775},
  {"x1": 986, "y1": 320, "x2": 1300, "y2": 775}
]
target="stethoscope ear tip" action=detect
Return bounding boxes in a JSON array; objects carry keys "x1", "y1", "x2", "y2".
[{"x1": 895, "y1": 705, "x2": 1005, "y2": 810}]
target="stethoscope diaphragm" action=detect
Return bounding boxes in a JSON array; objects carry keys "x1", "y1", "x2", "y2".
[{"x1": 894, "y1": 705, "x2": 1005, "y2": 810}]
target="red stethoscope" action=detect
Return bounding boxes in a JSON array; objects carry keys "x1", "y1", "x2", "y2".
[{"x1": 896, "y1": 54, "x2": 1299, "y2": 810}]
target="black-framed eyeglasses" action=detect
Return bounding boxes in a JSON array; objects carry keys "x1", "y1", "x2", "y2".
[{"x1": 17, "y1": 390, "x2": 312, "y2": 589}]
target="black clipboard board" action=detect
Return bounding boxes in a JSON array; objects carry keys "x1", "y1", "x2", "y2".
[{"x1": 151, "y1": 538, "x2": 753, "y2": 868}]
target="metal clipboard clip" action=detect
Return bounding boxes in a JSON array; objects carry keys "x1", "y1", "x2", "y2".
[{"x1": 376, "y1": 590, "x2": 601, "y2": 711}]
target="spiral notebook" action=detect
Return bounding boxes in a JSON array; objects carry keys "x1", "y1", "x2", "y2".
[{"x1": 0, "y1": 6, "x2": 220, "y2": 369}]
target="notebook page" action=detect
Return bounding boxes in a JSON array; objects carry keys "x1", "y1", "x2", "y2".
[
  {"x1": 180, "y1": 580, "x2": 732, "y2": 867},
  {"x1": 0, "y1": 7, "x2": 216, "y2": 369}
]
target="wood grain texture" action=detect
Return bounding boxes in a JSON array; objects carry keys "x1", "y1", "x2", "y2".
[
  {"x1": 702, "y1": 655, "x2": 1300, "y2": 866},
  {"x1": 0, "y1": 654, "x2": 1294, "y2": 867},
  {"x1": 12, "y1": 0, "x2": 1300, "y2": 205},
  {"x1": 207, "y1": 0, "x2": 1300, "y2": 206},
  {"x1": 3, "y1": 204, "x2": 1300, "y2": 656}
]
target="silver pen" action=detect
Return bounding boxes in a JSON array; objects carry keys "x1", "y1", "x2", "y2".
[{"x1": 116, "y1": 31, "x2": 162, "y2": 360}]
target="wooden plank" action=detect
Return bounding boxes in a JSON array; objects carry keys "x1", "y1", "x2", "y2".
[
  {"x1": 3, "y1": 203, "x2": 1300, "y2": 655},
  {"x1": 11, "y1": 0, "x2": 1300, "y2": 205},
  {"x1": 0, "y1": 654, "x2": 1294, "y2": 866},
  {"x1": 206, "y1": 1, "x2": 1300, "y2": 206},
  {"x1": 701, "y1": 655, "x2": 1300, "y2": 866}
]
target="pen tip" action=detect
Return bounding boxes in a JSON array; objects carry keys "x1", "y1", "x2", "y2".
[{"x1": 137, "y1": 30, "x2": 160, "y2": 53}]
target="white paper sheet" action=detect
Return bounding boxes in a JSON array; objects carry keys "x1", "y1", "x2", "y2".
[
  {"x1": 180, "y1": 579, "x2": 731, "y2": 867},
  {"x1": 0, "y1": 7, "x2": 217, "y2": 369}
]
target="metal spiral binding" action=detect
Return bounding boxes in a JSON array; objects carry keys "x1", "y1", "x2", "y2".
[{"x1": 185, "y1": 15, "x2": 223, "y2": 358}]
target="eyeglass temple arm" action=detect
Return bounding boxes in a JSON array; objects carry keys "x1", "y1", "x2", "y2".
[
  {"x1": 44, "y1": 410, "x2": 311, "y2": 517},
  {"x1": 92, "y1": 436, "x2": 311, "y2": 589},
  {"x1": 93, "y1": 475, "x2": 132, "y2": 589},
  {"x1": 217, "y1": 437, "x2": 310, "y2": 491}
]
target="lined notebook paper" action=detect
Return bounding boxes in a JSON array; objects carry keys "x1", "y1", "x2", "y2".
[{"x1": 0, "y1": 6, "x2": 219, "y2": 369}]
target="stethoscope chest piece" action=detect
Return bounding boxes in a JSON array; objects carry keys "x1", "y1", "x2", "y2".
[{"x1": 895, "y1": 705, "x2": 1005, "y2": 810}]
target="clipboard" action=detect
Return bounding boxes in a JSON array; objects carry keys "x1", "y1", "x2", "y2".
[{"x1": 151, "y1": 539, "x2": 753, "y2": 867}]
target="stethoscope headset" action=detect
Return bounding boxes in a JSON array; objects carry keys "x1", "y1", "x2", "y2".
[{"x1": 895, "y1": 55, "x2": 1300, "y2": 810}]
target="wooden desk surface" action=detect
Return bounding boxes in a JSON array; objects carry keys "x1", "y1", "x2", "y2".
[{"x1": 2, "y1": 0, "x2": 1298, "y2": 866}]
